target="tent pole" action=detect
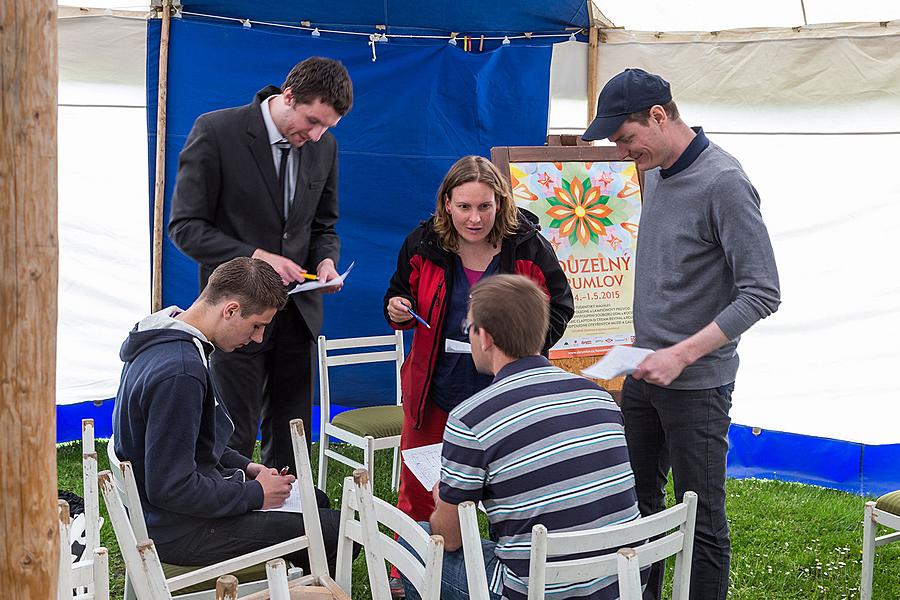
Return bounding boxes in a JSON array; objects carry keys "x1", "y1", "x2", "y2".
[
  {"x1": 588, "y1": 25, "x2": 599, "y2": 124},
  {"x1": 0, "y1": 0, "x2": 60, "y2": 596},
  {"x1": 152, "y1": 0, "x2": 172, "y2": 312}
]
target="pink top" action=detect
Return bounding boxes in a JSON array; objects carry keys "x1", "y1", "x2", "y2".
[{"x1": 463, "y1": 267, "x2": 484, "y2": 287}]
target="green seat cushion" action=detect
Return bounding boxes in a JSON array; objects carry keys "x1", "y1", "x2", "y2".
[
  {"x1": 163, "y1": 561, "x2": 268, "y2": 595},
  {"x1": 331, "y1": 405, "x2": 403, "y2": 438},
  {"x1": 876, "y1": 490, "x2": 900, "y2": 516}
]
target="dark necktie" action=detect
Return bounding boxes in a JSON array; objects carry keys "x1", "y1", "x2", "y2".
[{"x1": 277, "y1": 144, "x2": 291, "y2": 221}]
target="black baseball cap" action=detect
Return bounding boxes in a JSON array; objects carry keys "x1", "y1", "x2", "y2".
[{"x1": 582, "y1": 68, "x2": 672, "y2": 141}]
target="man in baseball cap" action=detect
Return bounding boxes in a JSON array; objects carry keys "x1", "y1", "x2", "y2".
[{"x1": 584, "y1": 69, "x2": 782, "y2": 600}]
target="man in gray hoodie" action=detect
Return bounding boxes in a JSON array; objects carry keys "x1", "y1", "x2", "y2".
[
  {"x1": 583, "y1": 69, "x2": 781, "y2": 600},
  {"x1": 112, "y1": 257, "x2": 346, "y2": 573}
]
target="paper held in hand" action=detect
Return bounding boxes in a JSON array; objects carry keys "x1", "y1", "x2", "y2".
[
  {"x1": 581, "y1": 345, "x2": 655, "y2": 380},
  {"x1": 401, "y1": 443, "x2": 443, "y2": 491},
  {"x1": 288, "y1": 261, "x2": 355, "y2": 294}
]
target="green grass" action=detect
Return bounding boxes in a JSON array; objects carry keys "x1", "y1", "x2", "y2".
[{"x1": 58, "y1": 441, "x2": 900, "y2": 599}]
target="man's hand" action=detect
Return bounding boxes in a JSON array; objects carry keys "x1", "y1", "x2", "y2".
[
  {"x1": 386, "y1": 296, "x2": 414, "y2": 324},
  {"x1": 632, "y1": 347, "x2": 689, "y2": 387},
  {"x1": 256, "y1": 468, "x2": 295, "y2": 509},
  {"x1": 252, "y1": 248, "x2": 307, "y2": 285},
  {"x1": 316, "y1": 258, "x2": 342, "y2": 294},
  {"x1": 246, "y1": 462, "x2": 266, "y2": 479}
]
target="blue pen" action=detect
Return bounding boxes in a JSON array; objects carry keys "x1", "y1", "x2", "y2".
[{"x1": 406, "y1": 306, "x2": 432, "y2": 329}]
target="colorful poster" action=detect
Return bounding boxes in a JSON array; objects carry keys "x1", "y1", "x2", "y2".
[{"x1": 510, "y1": 161, "x2": 642, "y2": 358}]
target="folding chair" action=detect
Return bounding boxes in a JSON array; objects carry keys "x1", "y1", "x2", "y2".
[
  {"x1": 317, "y1": 332, "x2": 404, "y2": 492},
  {"x1": 527, "y1": 491, "x2": 698, "y2": 600},
  {"x1": 103, "y1": 419, "x2": 348, "y2": 599},
  {"x1": 58, "y1": 419, "x2": 109, "y2": 600},
  {"x1": 861, "y1": 489, "x2": 900, "y2": 600},
  {"x1": 334, "y1": 469, "x2": 443, "y2": 600}
]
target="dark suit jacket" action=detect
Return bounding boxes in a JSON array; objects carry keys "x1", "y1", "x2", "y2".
[{"x1": 168, "y1": 86, "x2": 340, "y2": 338}]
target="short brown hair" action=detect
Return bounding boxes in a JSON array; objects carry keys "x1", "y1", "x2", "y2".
[
  {"x1": 200, "y1": 258, "x2": 287, "y2": 316},
  {"x1": 469, "y1": 274, "x2": 548, "y2": 359},
  {"x1": 625, "y1": 100, "x2": 680, "y2": 125},
  {"x1": 282, "y1": 57, "x2": 353, "y2": 116},
  {"x1": 433, "y1": 156, "x2": 519, "y2": 252}
]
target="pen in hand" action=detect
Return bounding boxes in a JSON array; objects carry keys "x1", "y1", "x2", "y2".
[
  {"x1": 279, "y1": 466, "x2": 290, "y2": 476},
  {"x1": 406, "y1": 306, "x2": 431, "y2": 329},
  {"x1": 300, "y1": 273, "x2": 318, "y2": 281}
]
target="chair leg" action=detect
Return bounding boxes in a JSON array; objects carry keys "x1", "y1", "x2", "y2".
[
  {"x1": 861, "y1": 501, "x2": 876, "y2": 600},
  {"x1": 391, "y1": 446, "x2": 401, "y2": 492},
  {"x1": 364, "y1": 437, "x2": 376, "y2": 484},
  {"x1": 318, "y1": 434, "x2": 329, "y2": 491}
]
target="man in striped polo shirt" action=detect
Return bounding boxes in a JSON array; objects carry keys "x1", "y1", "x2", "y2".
[{"x1": 403, "y1": 274, "x2": 641, "y2": 600}]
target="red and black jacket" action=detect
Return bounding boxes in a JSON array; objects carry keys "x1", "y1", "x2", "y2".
[{"x1": 383, "y1": 209, "x2": 575, "y2": 429}]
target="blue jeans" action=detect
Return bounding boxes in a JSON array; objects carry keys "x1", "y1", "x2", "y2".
[
  {"x1": 621, "y1": 376, "x2": 734, "y2": 600},
  {"x1": 399, "y1": 521, "x2": 501, "y2": 600}
]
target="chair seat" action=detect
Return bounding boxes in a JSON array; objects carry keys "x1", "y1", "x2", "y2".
[
  {"x1": 331, "y1": 406, "x2": 403, "y2": 438},
  {"x1": 163, "y1": 561, "x2": 268, "y2": 595},
  {"x1": 875, "y1": 490, "x2": 900, "y2": 516}
]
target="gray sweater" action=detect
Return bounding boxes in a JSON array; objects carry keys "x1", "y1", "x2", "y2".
[{"x1": 635, "y1": 140, "x2": 780, "y2": 389}]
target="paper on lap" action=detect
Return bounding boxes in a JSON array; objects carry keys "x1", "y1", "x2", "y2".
[
  {"x1": 255, "y1": 481, "x2": 302, "y2": 513},
  {"x1": 581, "y1": 346, "x2": 655, "y2": 380}
]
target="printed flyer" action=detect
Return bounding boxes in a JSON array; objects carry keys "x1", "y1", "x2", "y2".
[{"x1": 510, "y1": 160, "x2": 642, "y2": 358}]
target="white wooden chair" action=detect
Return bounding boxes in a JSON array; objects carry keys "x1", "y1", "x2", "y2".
[
  {"x1": 103, "y1": 419, "x2": 348, "y2": 599},
  {"x1": 861, "y1": 489, "x2": 900, "y2": 600},
  {"x1": 457, "y1": 501, "x2": 491, "y2": 598},
  {"x1": 334, "y1": 469, "x2": 443, "y2": 600},
  {"x1": 58, "y1": 499, "x2": 109, "y2": 600},
  {"x1": 526, "y1": 491, "x2": 698, "y2": 600},
  {"x1": 58, "y1": 418, "x2": 109, "y2": 600},
  {"x1": 317, "y1": 332, "x2": 405, "y2": 492}
]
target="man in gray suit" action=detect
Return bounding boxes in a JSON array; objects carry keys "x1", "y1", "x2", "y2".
[{"x1": 169, "y1": 57, "x2": 353, "y2": 473}]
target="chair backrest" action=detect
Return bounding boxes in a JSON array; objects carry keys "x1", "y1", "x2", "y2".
[
  {"x1": 82, "y1": 419, "x2": 102, "y2": 558},
  {"x1": 106, "y1": 434, "x2": 151, "y2": 540},
  {"x1": 527, "y1": 491, "x2": 698, "y2": 600},
  {"x1": 58, "y1": 499, "x2": 110, "y2": 600},
  {"x1": 457, "y1": 501, "x2": 491, "y2": 599},
  {"x1": 317, "y1": 331, "x2": 405, "y2": 413},
  {"x1": 336, "y1": 469, "x2": 443, "y2": 600},
  {"x1": 287, "y1": 418, "x2": 331, "y2": 581}
]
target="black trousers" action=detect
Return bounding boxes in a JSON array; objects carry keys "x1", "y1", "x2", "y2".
[
  {"x1": 621, "y1": 376, "x2": 734, "y2": 600},
  {"x1": 210, "y1": 302, "x2": 315, "y2": 473},
  {"x1": 155, "y1": 489, "x2": 346, "y2": 576}
]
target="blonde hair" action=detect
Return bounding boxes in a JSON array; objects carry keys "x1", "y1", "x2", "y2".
[{"x1": 433, "y1": 156, "x2": 519, "y2": 252}]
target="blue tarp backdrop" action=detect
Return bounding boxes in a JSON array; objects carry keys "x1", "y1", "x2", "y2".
[{"x1": 147, "y1": 15, "x2": 553, "y2": 414}]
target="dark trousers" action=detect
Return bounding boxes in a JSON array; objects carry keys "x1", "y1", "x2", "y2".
[
  {"x1": 620, "y1": 376, "x2": 734, "y2": 600},
  {"x1": 155, "y1": 489, "x2": 345, "y2": 575},
  {"x1": 210, "y1": 302, "x2": 315, "y2": 473}
]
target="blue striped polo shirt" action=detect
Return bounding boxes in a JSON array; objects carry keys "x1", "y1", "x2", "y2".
[{"x1": 439, "y1": 355, "x2": 641, "y2": 599}]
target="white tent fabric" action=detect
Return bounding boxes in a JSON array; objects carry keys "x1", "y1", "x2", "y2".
[
  {"x1": 549, "y1": 19, "x2": 900, "y2": 444},
  {"x1": 57, "y1": 11, "x2": 150, "y2": 405}
]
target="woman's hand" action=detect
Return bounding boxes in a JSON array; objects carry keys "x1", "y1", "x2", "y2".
[{"x1": 387, "y1": 296, "x2": 415, "y2": 323}]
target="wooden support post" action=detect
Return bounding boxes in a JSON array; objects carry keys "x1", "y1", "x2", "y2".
[
  {"x1": 0, "y1": 0, "x2": 60, "y2": 597},
  {"x1": 587, "y1": 25, "x2": 600, "y2": 124},
  {"x1": 151, "y1": 0, "x2": 172, "y2": 311}
]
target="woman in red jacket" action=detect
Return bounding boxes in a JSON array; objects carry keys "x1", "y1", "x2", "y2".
[{"x1": 384, "y1": 155, "x2": 574, "y2": 526}]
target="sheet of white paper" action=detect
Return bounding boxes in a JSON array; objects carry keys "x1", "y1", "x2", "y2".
[
  {"x1": 287, "y1": 261, "x2": 355, "y2": 294},
  {"x1": 581, "y1": 346, "x2": 655, "y2": 380},
  {"x1": 401, "y1": 443, "x2": 443, "y2": 491},
  {"x1": 255, "y1": 481, "x2": 302, "y2": 513},
  {"x1": 445, "y1": 339, "x2": 472, "y2": 354}
]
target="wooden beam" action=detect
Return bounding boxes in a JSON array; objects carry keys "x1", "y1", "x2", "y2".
[
  {"x1": 151, "y1": 0, "x2": 172, "y2": 312},
  {"x1": 0, "y1": 0, "x2": 60, "y2": 596},
  {"x1": 588, "y1": 25, "x2": 599, "y2": 125}
]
